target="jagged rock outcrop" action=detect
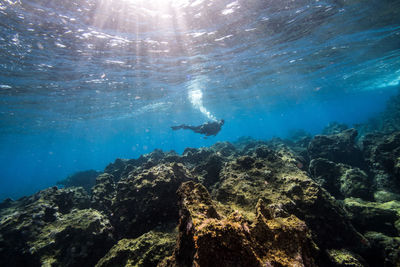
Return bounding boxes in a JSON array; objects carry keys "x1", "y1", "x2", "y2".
[
  {"x1": 214, "y1": 146, "x2": 367, "y2": 256},
  {"x1": 161, "y1": 181, "x2": 318, "y2": 267}
]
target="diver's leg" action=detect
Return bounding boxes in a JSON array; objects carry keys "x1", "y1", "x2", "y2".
[
  {"x1": 171, "y1": 125, "x2": 184, "y2": 130},
  {"x1": 182, "y1": 125, "x2": 202, "y2": 132}
]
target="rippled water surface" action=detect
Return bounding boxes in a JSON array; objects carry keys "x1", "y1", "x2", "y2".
[{"x1": 1, "y1": 0, "x2": 400, "y2": 199}]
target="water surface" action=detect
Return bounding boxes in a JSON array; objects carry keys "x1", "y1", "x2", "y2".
[{"x1": 1, "y1": 0, "x2": 400, "y2": 199}]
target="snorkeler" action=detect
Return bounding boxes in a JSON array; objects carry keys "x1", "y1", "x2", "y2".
[{"x1": 171, "y1": 119, "x2": 224, "y2": 136}]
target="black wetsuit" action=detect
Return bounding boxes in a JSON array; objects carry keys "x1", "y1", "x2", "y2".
[{"x1": 171, "y1": 120, "x2": 224, "y2": 136}]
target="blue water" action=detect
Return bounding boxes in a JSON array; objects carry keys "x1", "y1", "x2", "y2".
[{"x1": 0, "y1": 0, "x2": 400, "y2": 200}]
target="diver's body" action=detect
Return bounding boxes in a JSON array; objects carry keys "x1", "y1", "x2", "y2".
[{"x1": 171, "y1": 119, "x2": 224, "y2": 136}]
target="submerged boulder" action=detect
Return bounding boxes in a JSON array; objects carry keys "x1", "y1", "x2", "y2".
[
  {"x1": 309, "y1": 158, "x2": 371, "y2": 200},
  {"x1": 364, "y1": 231, "x2": 400, "y2": 267},
  {"x1": 308, "y1": 128, "x2": 364, "y2": 167},
  {"x1": 344, "y1": 198, "x2": 400, "y2": 236},
  {"x1": 363, "y1": 132, "x2": 400, "y2": 199},
  {"x1": 112, "y1": 162, "x2": 195, "y2": 239}
]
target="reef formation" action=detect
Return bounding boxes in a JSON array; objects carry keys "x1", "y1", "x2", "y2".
[{"x1": 1, "y1": 93, "x2": 400, "y2": 266}]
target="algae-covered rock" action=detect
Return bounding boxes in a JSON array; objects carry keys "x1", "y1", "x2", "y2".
[
  {"x1": 374, "y1": 190, "x2": 400, "y2": 203},
  {"x1": 91, "y1": 173, "x2": 116, "y2": 215},
  {"x1": 162, "y1": 181, "x2": 318, "y2": 267},
  {"x1": 192, "y1": 154, "x2": 223, "y2": 188},
  {"x1": 96, "y1": 231, "x2": 176, "y2": 267},
  {"x1": 308, "y1": 128, "x2": 364, "y2": 167},
  {"x1": 57, "y1": 169, "x2": 102, "y2": 193},
  {"x1": 112, "y1": 163, "x2": 194, "y2": 239},
  {"x1": 309, "y1": 158, "x2": 371, "y2": 200},
  {"x1": 214, "y1": 146, "x2": 366, "y2": 253},
  {"x1": 104, "y1": 150, "x2": 181, "y2": 182},
  {"x1": 326, "y1": 249, "x2": 365, "y2": 267},
  {"x1": 363, "y1": 132, "x2": 400, "y2": 197},
  {"x1": 30, "y1": 208, "x2": 114, "y2": 267},
  {"x1": 364, "y1": 231, "x2": 400, "y2": 267},
  {"x1": 5, "y1": 128, "x2": 400, "y2": 267},
  {"x1": 344, "y1": 198, "x2": 400, "y2": 236},
  {"x1": 0, "y1": 187, "x2": 113, "y2": 267},
  {"x1": 322, "y1": 122, "x2": 349, "y2": 135}
]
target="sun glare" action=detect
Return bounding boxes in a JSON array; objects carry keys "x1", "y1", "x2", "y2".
[{"x1": 122, "y1": 0, "x2": 192, "y2": 9}]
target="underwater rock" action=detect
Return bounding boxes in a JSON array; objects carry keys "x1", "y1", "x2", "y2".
[
  {"x1": 112, "y1": 162, "x2": 195, "y2": 239},
  {"x1": 325, "y1": 249, "x2": 365, "y2": 267},
  {"x1": 181, "y1": 147, "x2": 214, "y2": 165},
  {"x1": 0, "y1": 197, "x2": 13, "y2": 209},
  {"x1": 192, "y1": 154, "x2": 223, "y2": 188},
  {"x1": 91, "y1": 173, "x2": 116, "y2": 215},
  {"x1": 104, "y1": 150, "x2": 181, "y2": 182},
  {"x1": 344, "y1": 198, "x2": 400, "y2": 236},
  {"x1": 233, "y1": 136, "x2": 269, "y2": 155},
  {"x1": 209, "y1": 141, "x2": 237, "y2": 158},
  {"x1": 213, "y1": 145, "x2": 366, "y2": 255},
  {"x1": 363, "y1": 231, "x2": 400, "y2": 267},
  {"x1": 356, "y1": 92, "x2": 400, "y2": 135},
  {"x1": 309, "y1": 158, "x2": 371, "y2": 200},
  {"x1": 308, "y1": 128, "x2": 364, "y2": 167},
  {"x1": 321, "y1": 122, "x2": 349, "y2": 135},
  {"x1": 4, "y1": 132, "x2": 400, "y2": 266},
  {"x1": 0, "y1": 187, "x2": 113, "y2": 267},
  {"x1": 56, "y1": 169, "x2": 102, "y2": 193},
  {"x1": 95, "y1": 231, "x2": 176, "y2": 267},
  {"x1": 162, "y1": 181, "x2": 317, "y2": 267},
  {"x1": 363, "y1": 132, "x2": 400, "y2": 198}
]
